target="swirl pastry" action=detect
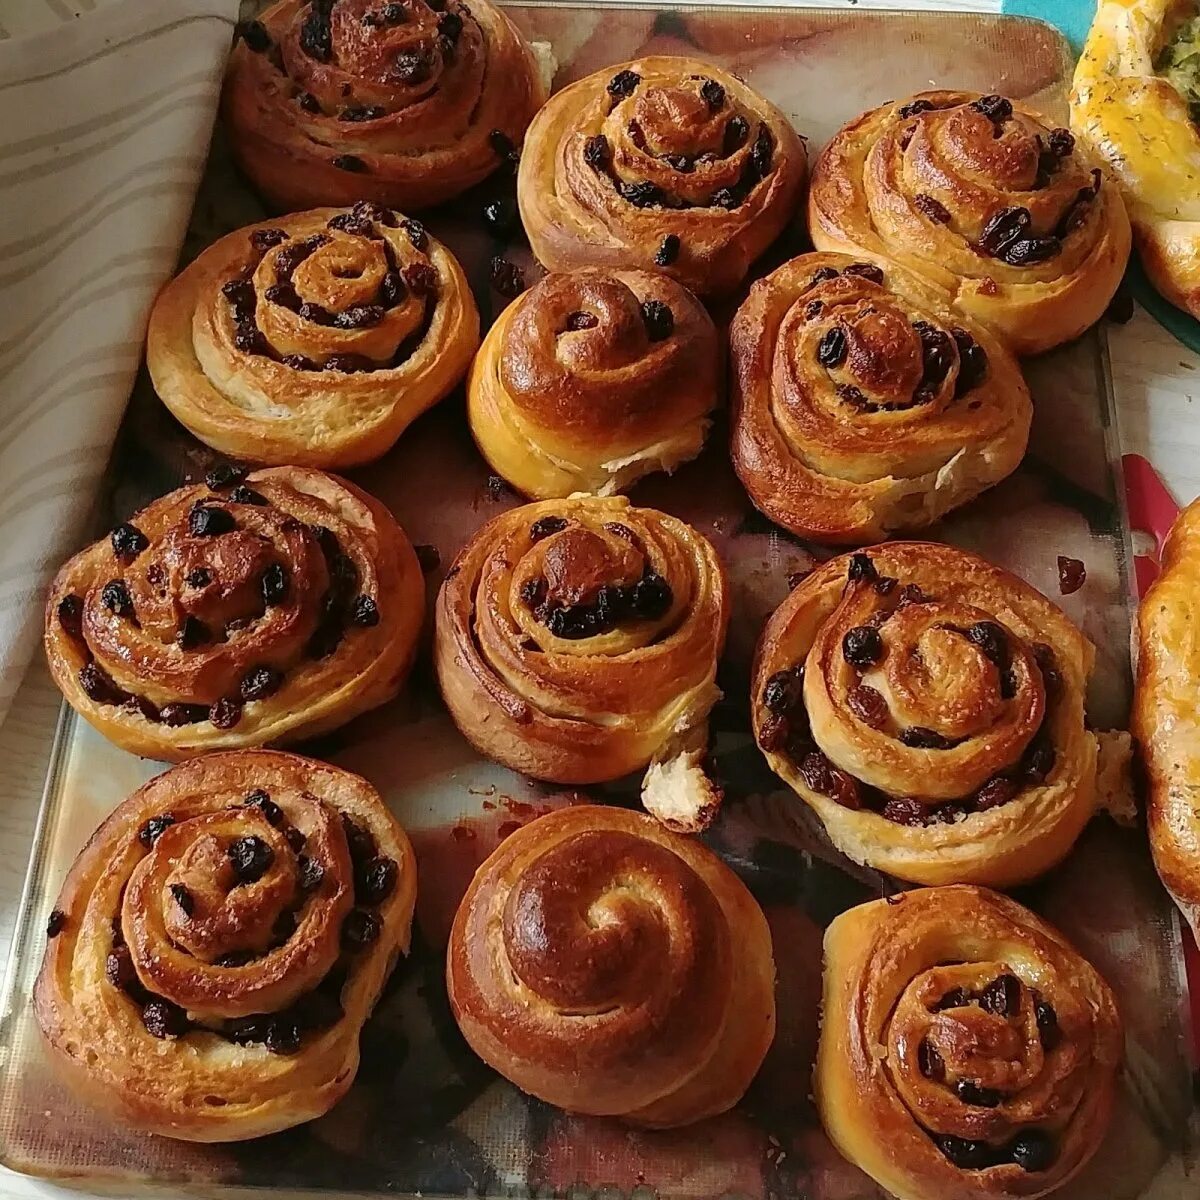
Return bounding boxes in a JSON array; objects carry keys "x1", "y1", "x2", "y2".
[
  {"x1": 34, "y1": 750, "x2": 416, "y2": 1141},
  {"x1": 446, "y1": 804, "x2": 775, "y2": 1127},
  {"x1": 1072, "y1": 0, "x2": 1200, "y2": 319},
  {"x1": 146, "y1": 206, "x2": 480, "y2": 469},
  {"x1": 1135, "y1": 496, "x2": 1200, "y2": 939},
  {"x1": 751, "y1": 543, "x2": 1098, "y2": 887},
  {"x1": 44, "y1": 467, "x2": 423, "y2": 760},
  {"x1": 808, "y1": 91, "x2": 1131, "y2": 354},
  {"x1": 518, "y1": 56, "x2": 807, "y2": 298},
  {"x1": 434, "y1": 496, "x2": 729, "y2": 831},
  {"x1": 222, "y1": 0, "x2": 547, "y2": 212},
  {"x1": 730, "y1": 252, "x2": 1031, "y2": 544},
  {"x1": 816, "y1": 886, "x2": 1122, "y2": 1200},
  {"x1": 468, "y1": 268, "x2": 720, "y2": 499}
]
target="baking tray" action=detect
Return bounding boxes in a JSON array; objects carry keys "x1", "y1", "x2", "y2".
[{"x1": 0, "y1": 4, "x2": 1194, "y2": 1197}]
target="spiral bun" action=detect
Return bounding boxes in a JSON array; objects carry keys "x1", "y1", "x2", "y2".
[
  {"x1": 222, "y1": 0, "x2": 547, "y2": 211},
  {"x1": 817, "y1": 885, "x2": 1121, "y2": 1200},
  {"x1": 44, "y1": 467, "x2": 424, "y2": 760},
  {"x1": 435, "y1": 495, "x2": 728, "y2": 831},
  {"x1": 447, "y1": 804, "x2": 775, "y2": 1127},
  {"x1": 468, "y1": 268, "x2": 720, "y2": 498},
  {"x1": 518, "y1": 56, "x2": 807, "y2": 298},
  {"x1": 731, "y1": 252, "x2": 1031, "y2": 543},
  {"x1": 752, "y1": 543, "x2": 1098, "y2": 887},
  {"x1": 146, "y1": 206, "x2": 479, "y2": 468},
  {"x1": 809, "y1": 91, "x2": 1130, "y2": 354},
  {"x1": 34, "y1": 750, "x2": 416, "y2": 1142}
]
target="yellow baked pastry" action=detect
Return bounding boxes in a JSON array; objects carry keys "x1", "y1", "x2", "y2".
[
  {"x1": 1072, "y1": 0, "x2": 1200, "y2": 318},
  {"x1": 222, "y1": 0, "x2": 546, "y2": 212},
  {"x1": 730, "y1": 251, "x2": 1031, "y2": 544},
  {"x1": 809, "y1": 90, "x2": 1131, "y2": 354},
  {"x1": 44, "y1": 467, "x2": 424, "y2": 760},
  {"x1": 447, "y1": 804, "x2": 775, "y2": 1127},
  {"x1": 434, "y1": 496, "x2": 729, "y2": 831},
  {"x1": 1134, "y1": 495, "x2": 1200, "y2": 937},
  {"x1": 468, "y1": 267, "x2": 720, "y2": 499},
  {"x1": 518, "y1": 56, "x2": 807, "y2": 298},
  {"x1": 817, "y1": 886, "x2": 1122, "y2": 1200},
  {"x1": 35, "y1": 750, "x2": 416, "y2": 1141},
  {"x1": 147, "y1": 206, "x2": 479, "y2": 468},
  {"x1": 751, "y1": 543, "x2": 1098, "y2": 887}
]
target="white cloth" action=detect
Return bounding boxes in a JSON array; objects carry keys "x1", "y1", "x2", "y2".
[{"x1": 0, "y1": 0, "x2": 238, "y2": 726}]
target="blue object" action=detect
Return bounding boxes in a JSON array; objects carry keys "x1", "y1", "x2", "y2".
[{"x1": 1001, "y1": 0, "x2": 1200, "y2": 351}]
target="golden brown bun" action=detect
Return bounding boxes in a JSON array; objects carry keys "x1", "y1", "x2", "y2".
[
  {"x1": 1071, "y1": 0, "x2": 1200, "y2": 319},
  {"x1": 1134, "y1": 496, "x2": 1200, "y2": 938},
  {"x1": 808, "y1": 91, "x2": 1131, "y2": 355},
  {"x1": 146, "y1": 207, "x2": 479, "y2": 469},
  {"x1": 446, "y1": 804, "x2": 775, "y2": 1127},
  {"x1": 730, "y1": 252, "x2": 1031, "y2": 544},
  {"x1": 468, "y1": 267, "x2": 720, "y2": 499},
  {"x1": 434, "y1": 495, "x2": 728, "y2": 831},
  {"x1": 34, "y1": 750, "x2": 416, "y2": 1142},
  {"x1": 222, "y1": 0, "x2": 546, "y2": 212},
  {"x1": 44, "y1": 467, "x2": 424, "y2": 760},
  {"x1": 518, "y1": 56, "x2": 807, "y2": 298},
  {"x1": 751, "y1": 543, "x2": 1098, "y2": 887},
  {"x1": 817, "y1": 886, "x2": 1122, "y2": 1200}
]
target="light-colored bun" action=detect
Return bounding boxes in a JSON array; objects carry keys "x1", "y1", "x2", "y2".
[
  {"x1": 147, "y1": 206, "x2": 479, "y2": 468},
  {"x1": 222, "y1": 0, "x2": 546, "y2": 211},
  {"x1": 730, "y1": 251, "x2": 1031, "y2": 543},
  {"x1": 434, "y1": 495, "x2": 728, "y2": 831},
  {"x1": 468, "y1": 267, "x2": 719, "y2": 499},
  {"x1": 447, "y1": 804, "x2": 775, "y2": 1127},
  {"x1": 817, "y1": 885, "x2": 1122, "y2": 1200},
  {"x1": 44, "y1": 467, "x2": 424, "y2": 760},
  {"x1": 752, "y1": 542, "x2": 1098, "y2": 887},
  {"x1": 1134, "y1": 496, "x2": 1200, "y2": 938},
  {"x1": 518, "y1": 56, "x2": 807, "y2": 298},
  {"x1": 34, "y1": 750, "x2": 416, "y2": 1142},
  {"x1": 809, "y1": 91, "x2": 1131, "y2": 354}
]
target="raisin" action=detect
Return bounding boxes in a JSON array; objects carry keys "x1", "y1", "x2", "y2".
[
  {"x1": 331, "y1": 154, "x2": 368, "y2": 173},
  {"x1": 159, "y1": 703, "x2": 208, "y2": 726},
  {"x1": 226, "y1": 1016, "x2": 270, "y2": 1043},
  {"x1": 381, "y1": 1, "x2": 407, "y2": 22},
  {"x1": 530, "y1": 515, "x2": 568, "y2": 542},
  {"x1": 918, "y1": 1039, "x2": 944, "y2": 1080},
  {"x1": 298, "y1": 0, "x2": 333, "y2": 62},
  {"x1": 723, "y1": 114, "x2": 750, "y2": 153},
  {"x1": 971, "y1": 93, "x2": 1013, "y2": 124},
  {"x1": 934, "y1": 986, "x2": 971, "y2": 1010},
  {"x1": 631, "y1": 572, "x2": 672, "y2": 619},
  {"x1": 843, "y1": 262, "x2": 885, "y2": 284},
  {"x1": 79, "y1": 663, "x2": 124, "y2": 704},
  {"x1": 340, "y1": 104, "x2": 385, "y2": 122},
  {"x1": 978, "y1": 206, "x2": 1031, "y2": 257},
  {"x1": 260, "y1": 562, "x2": 288, "y2": 606},
  {"x1": 244, "y1": 789, "x2": 282, "y2": 825},
  {"x1": 980, "y1": 972, "x2": 1021, "y2": 1017},
  {"x1": 811, "y1": 266, "x2": 840, "y2": 285},
  {"x1": 438, "y1": 11, "x2": 463, "y2": 43},
  {"x1": 241, "y1": 665, "x2": 283, "y2": 701},
  {"x1": 379, "y1": 270, "x2": 407, "y2": 307},
  {"x1": 1046, "y1": 127, "x2": 1074, "y2": 158},
  {"x1": 283, "y1": 826, "x2": 306, "y2": 853},
  {"x1": 1023, "y1": 742, "x2": 1056, "y2": 784},
  {"x1": 175, "y1": 615, "x2": 209, "y2": 649},
  {"x1": 897, "y1": 99, "x2": 934, "y2": 118},
  {"x1": 817, "y1": 326, "x2": 848, "y2": 368},
  {"x1": 266, "y1": 1020, "x2": 302, "y2": 1055},
  {"x1": 804, "y1": 300, "x2": 824, "y2": 320},
  {"x1": 138, "y1": 814, "x2": 175, "y2": 847},
  {"x1": 847, "y1": 685, "x2": 888, "y2": 728},
  {"x1": 111, "y1": 522, "x2": 149, "y2": 561},
  {"x1": 914, "y1": 193, "x2": 951, "y2": 223},
  {"x1": 341, "y1": 814, "x2": 377, "y2": 866},
  {"x1": 1033, "y1": 643, "x2": 1061, "y2": 693},
  {"x1": 654, "y1": 234, "x2": 681, "y2": 266},
  {"x1": 1010, "y1": 1131, "x2": 1056, "y2": 1172},
  {"x1": 762, "y1": 668, "x2": 804, "y2": 716},
  {"x1": 237, "y1": 19, "x2": 271, "y2": 52},
  {"x1": 640, "y1": 299, "x2": 674, "y2": 341},
  {"x1": 749, "y1": 127, "x2": 774, "y2": 179},
  {"x1": 520, "y1": 577, "x2": 547, "y2": 609},
  {"x1": 710, "y1": 186, "x2": 742, "y2": 210},
  {"x1": 881, "y1": 797, "x2": 928, "y2": 826},
  {"x1": 799, "y1": 751, "x2": 860, "y2": 809},
  {"x1": 965, "y1": 620, "x2": 1008, "y2": 668},
  {"x1": 100, "y1": 579, "x2": 135, "y2": 618},
  {"x1": 565, "y1": 311, "x2": 599, "y2": 331},
  {"x1": 214, "y1": 951, "x2": 258, "y2": 968},
  {"x1": 46, "y1": 909, "x2": 67, "y2": 938},
  {"x1": 973, "y1": 776, "x2": 1019, "y2": 811},
  {"x1": 951, "y1": 327, "x2": 988, "y2": 395},
  {"x1": 188, "y1": 505, "x2": 235, "y2": 537},
  {"x1": 489, "y1": 256, "x2": 525, "y2": 298},
  {"x1": 210, "y1": 698, "x2": 242, "y2": 729},
  {"x1": 299, "y1": 856, "x2": 325, "y2": 892},
  {"x1": 618, "y1": 180, "x2": 664, "y2": 208},
  {"x1": 606, "y1": 70, "x2": 641, "y2": 99},
  {"x1": 334, "y1": 304, "x2": 385, "y2": 330},
  {"x1": 169, "y1": 883, "x2": 194, "y2": 917},
  {"x1": 1002, "y1": 236, "x2": 1061, "y2": 266},
  {"x1": 900, "y1": 726, "x2": 954, "y2": 749},
  {"x1": 342, "y1": 907, "x2": 381, "y2": 949},
  {"x1": 847, "y1": 553, "x2": 877, "y2": 582},
  {"x1": 875, "y1": 575, "x2": 897, "y2": 595},
  {"x1": 142, "y1": 999, "x2": 189, "y2": 1039},
  {"x1": 955, "y1": 1079, "x2": 1002, "y2": 1107},
  {"x1": 1057, "y1": 555, "x2": 1085, "y2": 595},
  {"x1": 482, "y1": 195, "x2": 519, "y2": 238},
  {"x1": 662, "y1": 153, "x2": 693, "y2": 172},
  {"x1": 898, "y1": 583, "x2": 931, "y2": 605},
  {"x1": 842, "y1": 626, "x2": 883, "y2": 668},
  {"x1": 249, "y1": 228, "x2": 288, "y2": 253},
  {"x1": 699, "y1": 78, "x2": 725, "y2": 110},
  {"x1": 297, "y1": 91, "x2": 320, "y2": 113},
  {"x1": 583, "y1": 134, "x2": 610, "y2": 171},
  {"x1": 838, "y1": 383, "x2": 868, "y2": 406},
  {"x1": 937, "y1": 1136, "x2": 996, "y2": 1170},
  {"x1": 228, "y1": 835, "x2": 274, "y2": 885},
  {"x1": 359, "y1": 856, "x2": 399, "y2": 904},
  {"x1": 391, "y1": 50, "x2": 430, "y2": 85},
  {"x1": 758, "y1": 714, "x2": 790, "y2": 753},
  {"x1": 106, "y1": 946, "x2": 140, "y2": 992},
  {"x1": 1034, "y1": 997, "x2": 1060, "y2": 1050},
  {"x1": 351, "y1": 595, "x2": 380, "y2": 626}
]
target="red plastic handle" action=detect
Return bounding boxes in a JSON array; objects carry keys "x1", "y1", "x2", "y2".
[{"x1": 1120, "y1": 454, "x2": 1198, "y2": 1059}]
